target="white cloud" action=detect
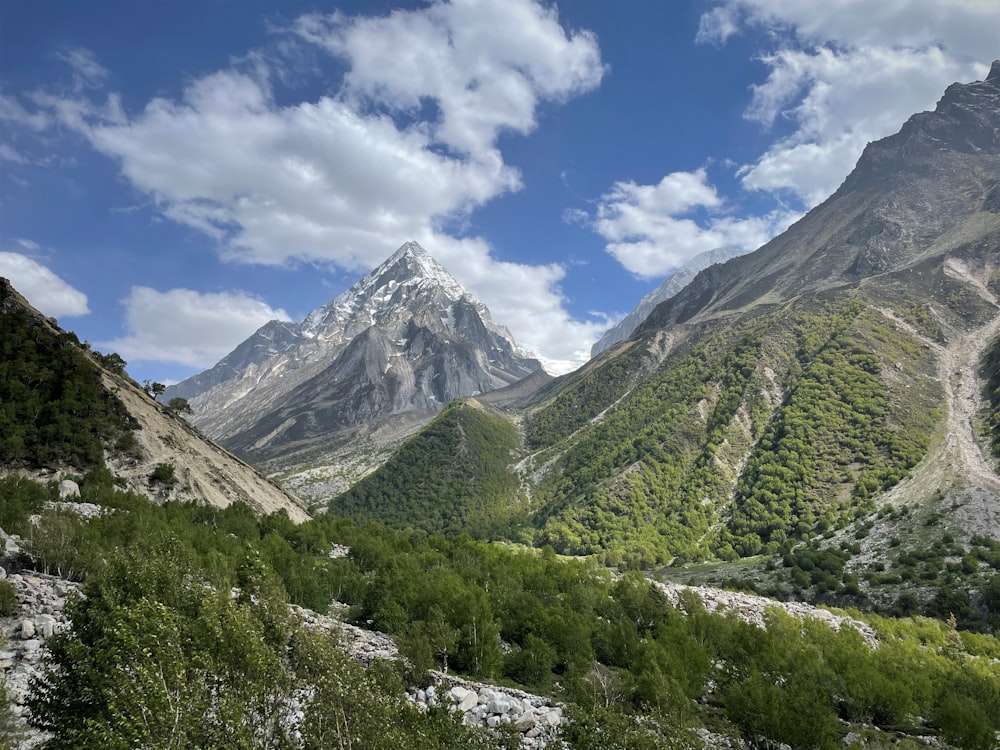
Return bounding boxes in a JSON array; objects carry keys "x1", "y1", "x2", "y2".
[
  {"x1": 14, "y1": 0, "x2": 606, "y2": 374},
  {"x1": 0, "y1": 94, "x2": 52, "y2": 131},
  {"x1": 294, "y1": 0, "x2": 604, "y2": 155},
  {"x1": 698, "y1": 0, "x2": 1000, "y2": 60},
  {"x1": 581, "y1": 169, "x2": 800, "y2": 278},
  {"x1": 100, "y1": 287, "x2": 293, "y2": 368},
  {"x1": 699, "y1": 1, "x2": 997, "y2": 207},
  {"x1": 56, "y1": 47, "x2": 110, "y2": 91},
  {"x1": 0, "y1": 144, "x2": 28, "y2": 164},
  {"x1": 0, "y1": 252, "x2": 90, "y2": 317},
  {"x1": 740, "y1": 46, "x2": 980, "y2": 204}
]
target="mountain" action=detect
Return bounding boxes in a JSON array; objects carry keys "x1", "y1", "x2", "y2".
[
  {"x1": 356, "y1": 63, "x2": 1000, "y2": 580},
  {"x1": 521, "y1": 61, "x2": 1000, "y2": 565},
  {"x1": 590, "y1": 246, "x2": 742, "y2": 358},
  {"x1": 0, "y1": 277, "x2": 310, "y2": 522},
  {"x1": 165, "y1": 242, "x2": 541, "y2": 479}
]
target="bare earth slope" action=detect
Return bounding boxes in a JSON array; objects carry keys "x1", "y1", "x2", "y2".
[{"x1": 105, "y1": 371, "x2": 311, "y2": 522}]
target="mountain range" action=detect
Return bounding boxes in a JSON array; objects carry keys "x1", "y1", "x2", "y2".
[
  {"x1": 333, "y1": 60, "x2": 1000, "y2": 576},
  {"x1": 590, "y1": 246, "x2": 742, "y2": 357},
  {"x1": 3, "y1": 61, "x2": 1000, "y2": 750}
]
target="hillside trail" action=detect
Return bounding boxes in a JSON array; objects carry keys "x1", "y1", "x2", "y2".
[{"x1": 878, "y1": 257, "x2": 1000, "y2": 536}]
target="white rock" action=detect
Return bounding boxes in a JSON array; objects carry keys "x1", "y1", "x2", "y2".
[
  {"x1": 457, "y1": 691, "x2": 478, "y2": 712},
  {"x1": 514, "y1": 712, "x2": 536, "y2": 732},
  {"x1": 58, "y1": 480, "x2": 80, "y2": 499}
]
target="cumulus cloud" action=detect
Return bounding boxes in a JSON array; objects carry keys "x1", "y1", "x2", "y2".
[
  {"x1": 294, "y1": 0, "x2": 605, "y2": 155},
  {"x1": 13, "y1": 0, "x2": 607, "y2": 373},
  {"x1": 580, "y1": 169, "x2": 800, "y2": 278},
  {"x1": 699, "y1": 0, "x2": 996, "y2": 206},
  {"x1": 100, "y1": 287, "x2": 293, "y2": 368},
  {"x1": 0, "y1": 251, "x2": 90, "y2": 317}
]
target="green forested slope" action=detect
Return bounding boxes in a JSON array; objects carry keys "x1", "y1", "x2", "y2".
[
  {"x1": 330, "y1": 399, "x2": 524, "y2": 537},
  {"x1": 0, "y1": 286, "x2": 137, "y2": 469},
  {"x1": 528, "y1": 296, "x2": 941, "y2": 566}
]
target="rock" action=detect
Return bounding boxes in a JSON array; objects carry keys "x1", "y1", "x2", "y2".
[
  {"x1": 34, "y1": 615, "x2": 56, "y2": 638},
  {"x1": 19, "y1": 619, "x2": 35, "y2": 639},
  {"x1": 542, "y1": 709, "x2": 561, "y2": 727},
  {"x1": 58, "y1": 480, "x2": 80, "y2": 499},
  {"x1": 514, "y1": 712, "x2": 536, "y2": 732}
]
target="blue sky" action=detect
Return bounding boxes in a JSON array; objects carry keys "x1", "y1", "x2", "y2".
[{"x1": 1, "y1": 0, "x2": 996, "y2": 382}]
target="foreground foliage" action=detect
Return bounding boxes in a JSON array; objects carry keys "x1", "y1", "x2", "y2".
[{"x1": 6, "y1": 475, "x2": 1000, "y2": 749}]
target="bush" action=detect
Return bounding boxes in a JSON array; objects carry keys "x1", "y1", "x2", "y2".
[
  {"x1": 0, "y1": 580, "x2": 17, "y2": 617},
  {"x1": 150, "y1": 463, "x2": 176, "y2": 487}
]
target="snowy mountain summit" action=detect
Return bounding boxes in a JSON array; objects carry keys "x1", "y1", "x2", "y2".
[{"x1": 164, "y1": 241, "x2": 541, "y2": 452}]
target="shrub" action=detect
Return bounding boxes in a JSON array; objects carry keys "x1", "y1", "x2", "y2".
[
  {"x1": 0, "y1": 580, "x2": 17, "y2": 617},
  {"x1": 150, "y1": 463, "x2": 176, "y2": 487}
]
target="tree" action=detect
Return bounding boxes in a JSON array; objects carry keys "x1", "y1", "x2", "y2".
[
  {"x1": 28, "y1": 546, "x2": 294, "y2": 749},
  {"x1": 142, "y1": 380, "x2": 166, "y2": 399},
  {"x1": 167, "y1": 397, "x2": 193, "y2": 416}
]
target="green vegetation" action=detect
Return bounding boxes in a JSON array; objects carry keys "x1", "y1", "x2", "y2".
[
  {"x1": 726, "y1": 309, "x2": 936, "y2": 555},
  {"x1": 166, "y1": 396, "x2": 193, "y2": 416},
  {"x1": 331, "y1": 400, "x2": 525, "y2": 538},
  {"x1": 523, "y1": 297, "x2": 939, "y2": 567},
  {"x1": 3, "y1": 470, "x2": 1000, "y2": 748},
  {"x1": 0, "y1": 581, "x2": 17, "y2": 617},
  {"x1": 985, "y1": 334, "x2": 1000, "y2": 458},
  {"x1": 525, "y1": 342, "x2": 650, "y2": 448},
  {"x1": 0, "y1": 303, "x2": 137, "y2": 469},
  {"x1": 29, "y1": 544, "x2": 518, "y2": 750}
]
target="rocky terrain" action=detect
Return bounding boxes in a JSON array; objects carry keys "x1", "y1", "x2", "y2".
[{"x1": 104, "y1": 370, "x2": 311, "y2": 522}]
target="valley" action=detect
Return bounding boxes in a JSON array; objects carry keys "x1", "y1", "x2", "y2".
[{"x1": 1, "y1": 55, "x2": 1000, "y2": 750}]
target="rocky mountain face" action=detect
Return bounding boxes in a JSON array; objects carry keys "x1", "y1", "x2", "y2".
[
  {"x1": 639, "y1": 60, "x2": 1000, "y2": 335},
  {"x1": 0, "y1": 278, "x2": 309, "y2": 522},
  {"x1": 590, "y1": 246, "x2": 742, "y2": 358},
  {"x1": 166, "y1": 243, "x2": 541, "y2": 467}
]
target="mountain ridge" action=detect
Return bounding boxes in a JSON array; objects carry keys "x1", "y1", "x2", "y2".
[
  {"x1": 590, "y1": 246, "x2": 742, "y2": 358},
  {"x1": 0, "y1": 277, "x2": 310, "y2": 522}
]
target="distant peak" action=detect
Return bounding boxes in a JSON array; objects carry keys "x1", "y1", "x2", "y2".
[
  {"x1": 988, "y1": 60, "x2": 1000, "y2": 85},
  {"x1": 397, "y1": 240, "x2": 427, "y2": 256}
]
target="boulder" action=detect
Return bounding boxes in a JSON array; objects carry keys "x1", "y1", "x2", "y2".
[{"x1": 58, "y1": 480, "x2": 80, "y2": 500}]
